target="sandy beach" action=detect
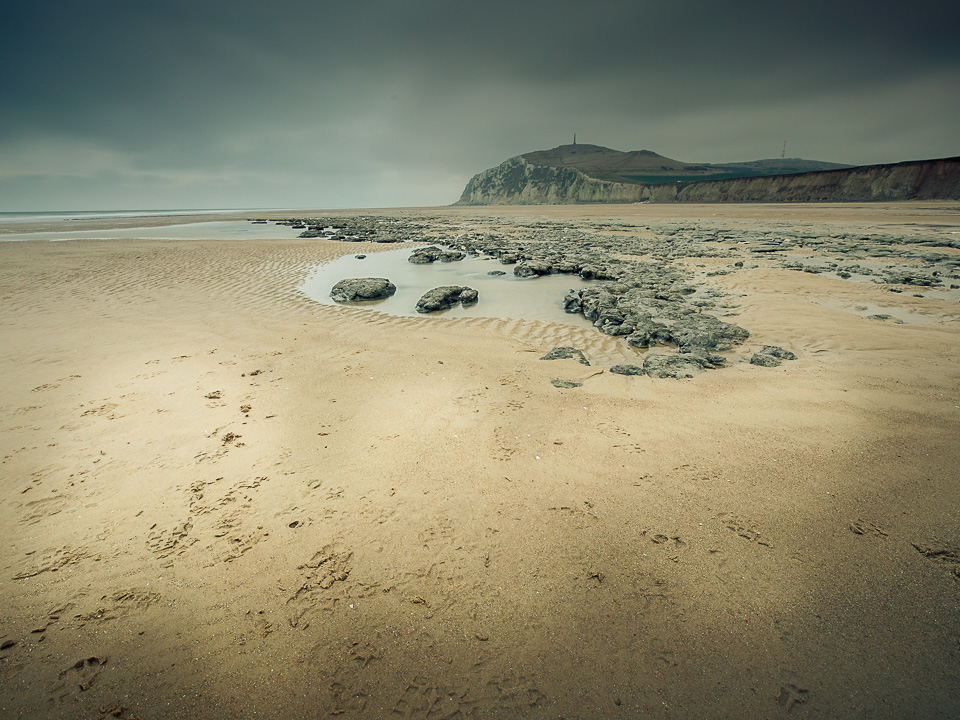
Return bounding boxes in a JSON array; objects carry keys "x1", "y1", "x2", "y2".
[{"x1": 2, "y1": 203, "x2": 959, "y2": 719}]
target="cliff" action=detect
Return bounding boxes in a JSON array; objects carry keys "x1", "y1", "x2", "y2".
[
  {"x1": 456, "y1": 156, "x2": 654, "y2": 205},
  {"x1": 456, "y1": 153, "x2": 960, "y2": 205},
  {"x1": 673, "y1": 157, "x2": 960, "y2": 202}
]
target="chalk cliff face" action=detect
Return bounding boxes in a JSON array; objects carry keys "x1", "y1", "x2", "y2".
[
  {"x1": 456, "y1": 155, "x2": 960, "y2": 205},
  {"x1": 456, "y1": 157, "x2": 655, "y2": 205},
  {"x1": 673, "y1": 157, "x2": 960, "y2": 202}
]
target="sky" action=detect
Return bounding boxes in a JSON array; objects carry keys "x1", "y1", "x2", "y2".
[{"x1": 2, "y1": 0, "x2": 958, "y2": 211}]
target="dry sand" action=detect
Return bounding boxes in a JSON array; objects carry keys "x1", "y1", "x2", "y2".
[{"x1": 2, "y1": 203, "x2": 959, "y2": 719}]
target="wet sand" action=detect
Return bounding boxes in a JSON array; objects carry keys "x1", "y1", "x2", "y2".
[{"x1": 2, "y1": 203, "x2": 959, "y2": 719}]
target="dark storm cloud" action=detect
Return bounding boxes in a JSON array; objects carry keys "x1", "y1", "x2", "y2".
[{"x1": 2, "y1": 0, "x2": 958, "y2": 209}]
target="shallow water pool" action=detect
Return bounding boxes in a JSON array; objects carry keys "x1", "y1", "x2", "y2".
[{"x1": 300, "y1": 246, "x2": 602, "y2": 328}]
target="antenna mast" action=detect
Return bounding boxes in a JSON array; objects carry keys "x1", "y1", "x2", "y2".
[{"x1": 781, "y1": 140, "x2": 787, "y2": 159}]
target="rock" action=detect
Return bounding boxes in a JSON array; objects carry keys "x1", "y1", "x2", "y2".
[
  {"x1": 610, "y1": 364, "x2": 645, "y2": 376},
  {"x1": 488, "y1": 270, "x2": 507, "y2": 276},
  {"x1": 750, "y1": 345, "x2": 797, "y2": 367},
  {"x1": 330, "y1": 278, "x2": 397, "y2": 302},
  {"x1": 540, "y1": 347, "x2": 590, "y2": 366},
  {"x1": 668, "y1": 315, "x2": 749, "y2": 351},
  {"x1": 439, "y1": 250, "x2": 466, "y2": 262},
  {"x1": 679, "y1": 349, "x2": 728, "y2": 368},
  {"x1": 408, "y1": 246, "x2": 444, "y2": 263},
  {"x1": 750, "y1": 352, "x2": 782, "y2": 367},
  {"x1": 354, "y1": 254, "x2": 366, "y2": 259},
  {"x1": 514, "y1": 260, "x2": 552, "y2": 278},
  {"x1": 551, "y1": 379, "x2": 583, "y2": 388},
  {"x1": 759, "y1": 345, "x2": 796, "y2": 360},
  {"x1": 643, "y1": 354, "x2": 707, "y2": 379},
  {"x1": 415, "y1": 286, "x2": 478, "y2": 313},
  {"x1": 624, "y1": 316, "x2": 672, "y2": 348}
]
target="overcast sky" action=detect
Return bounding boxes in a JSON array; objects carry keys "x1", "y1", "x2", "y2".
[{"x1": 2, "y1": 0, "x2": 958, "y2": 211}]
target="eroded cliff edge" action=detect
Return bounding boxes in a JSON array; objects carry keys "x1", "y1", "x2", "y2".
[{"x1": 456, "y1": 155, "x2": 960, "y2": 204}]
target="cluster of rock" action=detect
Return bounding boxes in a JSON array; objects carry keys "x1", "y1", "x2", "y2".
[
  {"x1": 441, "y1": 233, "x2": 752, "y2": 359},
  {"x1": 540, "y1": 344, "x2": 795, "y2": 381},
  {"x1": 254, "y1": 216, "x2": 439, "y2": 243},
  {"x1": 330, "y1": 277, "x2": 478, "y2": 314}
]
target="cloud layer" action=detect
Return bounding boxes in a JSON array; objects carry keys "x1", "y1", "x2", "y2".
[{"x1": 2, "y1": 0, "x2": 958, "y2": 210}]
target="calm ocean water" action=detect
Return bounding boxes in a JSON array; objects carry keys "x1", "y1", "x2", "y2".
[
  {"x1": 0, "y1": 209, "x2": 304, "y2": 241},
  {"x1": 0, "y1": 209, "x2": 245, "y2": 225}
]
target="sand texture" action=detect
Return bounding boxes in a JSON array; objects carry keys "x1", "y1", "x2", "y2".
[{"x1": 2, "y1": 203, "x2": 960, "y2": 719}]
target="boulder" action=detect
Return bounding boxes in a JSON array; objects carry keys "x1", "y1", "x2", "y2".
[
  {"x1": 551, "y1": 379, "x2": 583, "y2": 389},
  {"x1": 415, "y1": 286, "x2": 479, "y2": 313},
  {"x1": 330, "y1": 278, "x2": 397, "y2": 303}
]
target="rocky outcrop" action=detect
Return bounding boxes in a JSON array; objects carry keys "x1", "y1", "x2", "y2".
[{"x1": 456, "y1": 155, "x2": 960, "y2": 205}]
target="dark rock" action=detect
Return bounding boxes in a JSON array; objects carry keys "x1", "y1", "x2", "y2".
[
  {"x1": 488, "y1": 270, "x2": 507, "y2": 276},
  {"x1": 415, "y1": 286, "x2": 479, "y2": 313},
  {"x1": 439, "y1": 250, "x2": 466, "y2": 262},
  {"x1": 330, "y1": 278, "x2": 397, "y2": 303},
  {"x1": 355, "y1": 254, "x2": 366, "y2": 259},
  {"x1": 610, "y1": 364, "x2": 645, "y2": 376},
  {"x1": 540, "y1": 347, "x2": 590, "y2": 365},
  {"x1": 551, "y1": 379, "x2": 583, "y2": 389}
]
